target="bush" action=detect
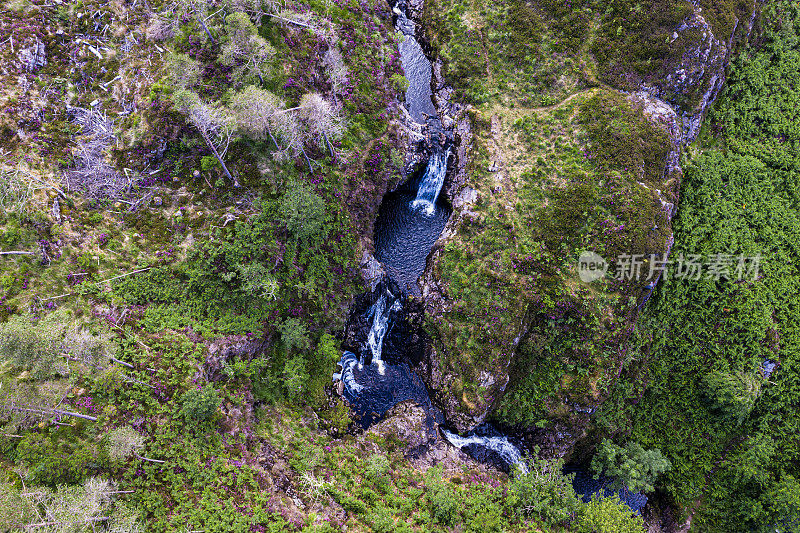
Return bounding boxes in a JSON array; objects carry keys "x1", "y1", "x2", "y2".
[
  {"x1": 506, "y1": 452, "x2": 582, "y2": 527},
  {"x1": 179, "y1": 385, "x2": 221, "y2": 422},
  {"x1": 107, "y1": 426, "x2": 145, "y2": 462},
  {"x1": 574, "y1": 494, "x2": 645, "y2": 533},
  {"x1": 278, "y1": 318, "x2": 310, "y2": 353},
  {"x1": 235, "y1": 262, "x2": 279, "y2": 300},
  {"x1": 703, "y1": 370, "x2": 762, "y2": 426},
  {"x1": 590, "y1": 439, "x2": 671, "y2": 493},
  {"x1": 316, "y1": 333, "x2": 340, "y2": 364},
  {"x1": 280, "y1": 182, "x2": 326, "y2": 242},
  {"x1": 282, "y1": 356, "x2": 309, "y2": 403},
  {"x1": 425, "y1": 466, "x2": 459, "y2": 527}
]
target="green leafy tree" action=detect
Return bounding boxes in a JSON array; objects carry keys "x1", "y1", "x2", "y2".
[
  {"x1": 506, "y1": 451, "x2": 582, "y2": 527},
  {"x1": 590, "y1": 439, "x2": 671, "y2": 493},
  {"x1": 703, "y1": 370, "x2": 762, "y2": 425}
]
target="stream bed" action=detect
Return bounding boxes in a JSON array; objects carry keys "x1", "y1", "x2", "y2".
[{"x1": 332, "y1": 0, "x2": 647, "y2": 514}]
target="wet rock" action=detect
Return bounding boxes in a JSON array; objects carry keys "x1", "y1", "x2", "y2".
[{"x1": 360, "y1": 250, "x2": 385, "y2": 290}]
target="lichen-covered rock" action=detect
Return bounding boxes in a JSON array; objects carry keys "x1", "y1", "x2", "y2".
[
  {"x1": 18, "y1": 39, "x2": 46, "y2": 72},
  {"x1": 643, "y1": 1, "x2": 760, "y2": 141},
  {"x1": 204, "y1": 335, "x2": 271, "y2": 381},
  {"x1": 368, "y1": 400, "x2": 434, "y2": 453}
]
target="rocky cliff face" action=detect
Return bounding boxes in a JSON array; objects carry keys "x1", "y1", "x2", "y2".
[{"x1": 412, "y1": 0, "x2": 760, "y2": 446}]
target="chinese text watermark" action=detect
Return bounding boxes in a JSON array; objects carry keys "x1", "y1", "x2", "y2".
[{"x1": 578, "y1": 251, "x2": 761, "y2": 283}]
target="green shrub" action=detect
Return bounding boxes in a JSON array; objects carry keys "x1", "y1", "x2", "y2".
[
  {"x1": 201, "y1": 155, "x2": 219, "y2": 172},
  {"x1": 282, "y1": 356, "x2": 309, "y2": 403},
  {"x1": 179, "y1": 385, "x2": 221, "y2": 422},
  {"x1": 425, "y1": 466, "x2": 459, "y2": 527},
  {"x1": 16, "y1": 432, "x2": 105, "y2": 486},
  {"x1": 368, "y1": 506, "x2": 396, "y2": 533},
  {"x1": 574, "y1": 494, "x2": 645, "y2": 533}
]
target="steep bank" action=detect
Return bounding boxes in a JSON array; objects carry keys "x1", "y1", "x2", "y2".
[{"x1": 413, "y1": 0, "x2": 759, "y2": 446}]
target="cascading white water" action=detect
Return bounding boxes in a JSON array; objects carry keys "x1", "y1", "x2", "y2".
[
  {"x1": 332, "y1": 351, "x2": 364, "y2": 395},
  {"x1": 411, "y1": 150, "x2": 450, "y2": 216},
  {"x1": 442, "y1": 429, "x2": 529, "y2": 473},
  {"x1": 366, "y1": 292, "x2": 402, "y2": 375}
]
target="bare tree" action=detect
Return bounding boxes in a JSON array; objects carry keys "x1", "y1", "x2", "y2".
[
  {"x1": 323, "y1": 45, "x2": 349, "y2": 102},
  {"x1": 166, "y1": 53, "x2": 201, "y2": 89},
  {"x1": 0, "y1": 161, "x2": 33, "y2": 215},
  {"x1": 220, "y1": 12, "x2": 276, "y2": 83},
  {"x1": 145, "y1": 14, "x2": 176, "y2": 41},
  {"x1": 229, "y1": 86, "x2": 301, "y2": 156},
  {"x1": 229, "y1": 89, "x2": 343, "y2": 170},
  {"x1": 1, "y1": 395, "x2": 98, "y2": 423},
  {"x1": 297, "y1": 92, "x2": 345, "y2": 161},
  {"x1": 7, "y1": 477, "x2": 140, "y2": 532},
  {"x1": 224, "y1": 0, "x2": 280, "y2": 23},
  {"x1": 64, "y1": 107, "x2": 131, "y2": 199},
  {"x1": 107, "y1": 427, "x2": 165, "y2": 464},
  {"x1": 173, "y1": 90, "x2": 238, "y2": 186}
]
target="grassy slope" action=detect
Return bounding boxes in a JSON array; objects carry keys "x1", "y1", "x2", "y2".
[{"x1": 418, "y1": 0, "x2": 715, "y2": 428}]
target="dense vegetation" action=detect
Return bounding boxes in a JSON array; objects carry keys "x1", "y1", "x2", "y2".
[
  {"x1": 596, "y1": 1, "x2": 800, "y2": 529},
  {"x1": 1, "y1": 0, "x2": 798, "y2": 530}
]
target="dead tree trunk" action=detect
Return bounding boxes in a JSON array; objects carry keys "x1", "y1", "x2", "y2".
[
  {"x1": 322, "y1": 130, "x2": 336, "y2": 162},
  {"x1": 199, "y1": 129, "x2": 237, "y2": 185}
]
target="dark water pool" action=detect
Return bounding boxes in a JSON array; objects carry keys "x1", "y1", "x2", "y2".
[{"x1": 374, "y1": 191, "x2": 450, "y2": 295}]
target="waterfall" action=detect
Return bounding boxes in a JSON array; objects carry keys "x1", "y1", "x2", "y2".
[
  {"x1": 412, "y1": 150, "x2": 450, "y2": 215},
  {"x1": 366, "y1": 291, "x2": 402, "y2": 375},
  {"x1": 333, "y1": 351, "x2": 364, "y2": 396},
  {"x1": 442, "y1": 429, "x2": 529, "y2": 473}
]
